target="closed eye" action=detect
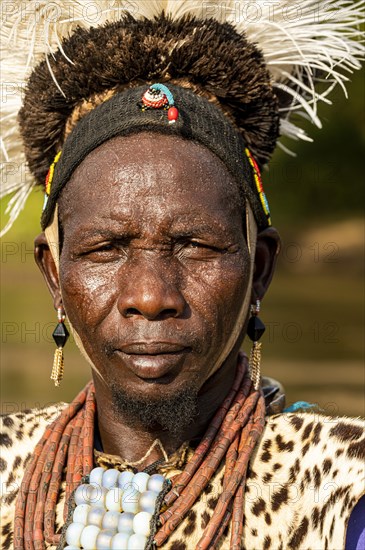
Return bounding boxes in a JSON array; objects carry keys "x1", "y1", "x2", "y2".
[
  {"x1": 175, "y1": 238, "x2": 231, "y2": 261},
  {"x1": 188, "y1": 241, "x2": 225, "y2": 252},
  {"x1": 93, "y1": 244, "x2": 114, "y2": 252},
  {"x1": 79, "y1": 243, "x2": 115, "y2": 255},
  {"x1": 75, "y1": 240, "x2": 129, "y2": 262}
]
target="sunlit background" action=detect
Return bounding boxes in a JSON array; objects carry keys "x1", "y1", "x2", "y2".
[{"x1": 1, "y1": 69, "x2": 364, "y2": 417}]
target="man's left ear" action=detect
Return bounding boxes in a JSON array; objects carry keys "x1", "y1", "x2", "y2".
[
  {"x1": 252, "y1": 227, "x2": 281, "y2": 302},
  {"x1": 34, "y1": 232, "x2": 62, "y2": 310}
]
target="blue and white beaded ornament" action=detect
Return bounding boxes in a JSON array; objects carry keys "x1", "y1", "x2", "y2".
[
  {"x1": 141, "y1": 83, "x2": 179, "y2": 124},
  {"x1": 65, "y1": 467, "x2": 166, "y2": 550}
]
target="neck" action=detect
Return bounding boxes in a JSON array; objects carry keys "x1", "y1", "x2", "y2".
[{"x1": 92, "y1": 353, "x2": 239, "y2": 471}]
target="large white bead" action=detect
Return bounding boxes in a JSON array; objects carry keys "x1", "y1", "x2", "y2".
[
  {"x1": 111, "y1": 532, "x2": 129, "y2": 550},
  {"x1": 139, "y1": 491, "x2": 159, "y2": 514},
  {"x1": 132, "y1": 511, "x2": 152, "y2": 536},
  {"x1": 80, "y1": 525, "x2": 101, "y2": 550},
  {"x1": 118, "y1": 471, "x2": 134, "y2": 490},
  {"x1": 89, "y1": 467, "x2": 105, "y2": 488},
  {"x1": 75, "y1": 484, "x2": 93, "y2": 506},
  {"x1": 147, "y1": 474, "x2": 165, "y2": 494},
  {"x1": 102, "y1": 511, "x2": 120, "y2": 531},
  {"x1": 127, "y1": 534, "x2": 147, "y2": 550},
  {"x1": 90, "y1": 486, "x2": 108, "y2": 508},
  {"x1": 102, "y1": 469, "x2": 120, "y2": 490},
  {"x1": 96, "y1": 529, "x2": 115, "y2": 550},
  {"x1": 105, "y1": 488, "x2": 123, "y2": 512},
  {"x1": 117, "y1": 512, "x2": 134, "y2": 534},
  {"x1": 64, "y1": 546, "x2": 80, "y2": 550},
  {"x1": 88, "y1": 507, "x2": 105, "y2": 528},
  {"x1": 121, "y1": 486, "x2": 141, "y2": 514},
  {"x1": 73, "y1": 504, "x2": 91, "y2": 525},
  {"x1": 65, "y1": 522, "x2": 84, "y2": 547},
  {"x1": 131, "y1": 472, "x2": 149, "y2": 494}
]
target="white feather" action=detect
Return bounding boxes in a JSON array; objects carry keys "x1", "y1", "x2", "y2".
[{"x1": 1, "y1": 0, "x2": 364, "y2": 235}]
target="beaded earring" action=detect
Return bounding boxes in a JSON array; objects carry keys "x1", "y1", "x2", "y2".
[
  {"x1": 247, "y1": 300, "x2": 265, "y2": 390},
  {"x1": 50, "y1": 306, "x2": 69, "y2": 387}
]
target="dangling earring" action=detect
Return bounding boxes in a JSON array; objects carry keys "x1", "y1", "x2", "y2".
[
  {"x1": 247, "y1": 300, "x2": 266, "y2": 390},
  {"x1": 50, "y1": 306, "x2": 69, "y2": 387}
]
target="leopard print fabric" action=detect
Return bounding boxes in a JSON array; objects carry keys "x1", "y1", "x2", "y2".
[{"x1": 1, "y1": 405, "x2": 364, "y2": 549}]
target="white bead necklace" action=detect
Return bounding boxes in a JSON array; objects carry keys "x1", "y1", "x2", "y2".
[{"x1": 64, "y1": 466, "x2": 167, "y2": 550}]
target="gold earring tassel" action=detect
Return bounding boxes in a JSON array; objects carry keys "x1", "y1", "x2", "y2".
[
  {"x1": 249, "y1": 341, "x2": 262, "y2": 391},
  {"x1": 51, "y1": 347, "x2": 64, "y2": 387}
]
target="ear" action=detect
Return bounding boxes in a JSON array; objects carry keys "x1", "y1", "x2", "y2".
[
  {"x1": 34, "y1": 232, "x2": 62, "y2": 309},
  {"x1": 252, "y1": 227, "x2": 281, "y2": 302}
]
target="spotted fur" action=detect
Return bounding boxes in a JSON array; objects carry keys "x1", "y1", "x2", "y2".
[{"x1": 1, "y1": 405, "x2": 364, "y2": 549}]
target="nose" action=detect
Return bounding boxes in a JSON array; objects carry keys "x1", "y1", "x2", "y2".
[{"x1": 117, "y1": 258, "x2": 187, "y2": 320}]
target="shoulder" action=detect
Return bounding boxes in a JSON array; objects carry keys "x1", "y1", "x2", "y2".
[
  {"x1": 0, "y1": 402, "x2": 68, "y2": 490},
  {"x1": 259, "y1": 411, "x2": 364, "y2": 463},
  {"x1": 0, "y1": 402, "x2": 67, "y2": 549},
  {"x1": 246, "y1": 411, "x2": 364, "y2": 549},
  {"x1": 253, "y1": 411, "x2": 364, "y2": 494}
]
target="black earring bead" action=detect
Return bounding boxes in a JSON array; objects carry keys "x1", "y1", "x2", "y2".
[
  {"x1": 52, "y1": 321, "x2": 69, "y2": 348},
  {"x1": 247, "y1": 314, "x2": 266, "y2": 342}
]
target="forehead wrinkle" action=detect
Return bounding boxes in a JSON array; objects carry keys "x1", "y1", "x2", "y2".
[
  {"x1": 81, "y1": 132, "x2": 238, "y2": 192},
  {"x1": 105, "y1": 200, "x2": 239, "y2": 236},
  {"x1": 69, "y1": 211, "x2": 238, "y2": 245},
  {"x1": 59, "y1": 133, "x2": 244, "y2": 234},
  {"x1": 65, "y1": 132, "x2": 238, "y2": 186},
  {"x1": 61, "y1": 186, "x2": 242, "y2": 241}
]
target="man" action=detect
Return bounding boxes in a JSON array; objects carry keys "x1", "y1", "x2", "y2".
[
  {"x1": 35, "y1": 131, "x2": 279, "y2": 467},
  {"x1": 1, "y1": 3, "x2": 364, "y2": 549}
]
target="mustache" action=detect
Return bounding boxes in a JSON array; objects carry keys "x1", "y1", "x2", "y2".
[{"x1": 103, "y1": 325, "x2": 204, "y2": 356}]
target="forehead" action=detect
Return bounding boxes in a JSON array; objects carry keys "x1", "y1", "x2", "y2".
[{"x1": 58, "y1": 132, "x2": 244, "y2": 230}]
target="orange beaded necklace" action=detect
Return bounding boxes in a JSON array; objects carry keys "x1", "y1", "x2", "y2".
[{"x1": 14, "y1": 354, "x2": 265, "y2": 549}]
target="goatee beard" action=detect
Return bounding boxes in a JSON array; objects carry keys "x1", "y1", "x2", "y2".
[{"x1": 110, "y1": 380, "x2": 199, "y2": 439}]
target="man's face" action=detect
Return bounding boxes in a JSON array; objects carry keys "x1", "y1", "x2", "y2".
[{"x1": 58, "y1": 133, "x2": 250, "y2": 406}]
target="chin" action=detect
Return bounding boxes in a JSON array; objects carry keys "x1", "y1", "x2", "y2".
[
  {"x1": 109, "y1": 374, "x2": 200, "y2": 436},
  {"x1": 112, "y1": 369, "x2": 196, "y2": 401}
]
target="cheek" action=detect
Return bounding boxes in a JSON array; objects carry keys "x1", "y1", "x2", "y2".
[
  {"x1": 59, "y1": 261, "x2": 118, "y2": 332},
  {"x1": 182, "y1": 254, "x2": 249, "y2": 335}
]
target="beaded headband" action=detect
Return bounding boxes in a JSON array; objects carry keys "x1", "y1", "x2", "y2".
[
  {"x1": 40, "y1": 83, "x2": 272, "y2": 231},
  {"x1": 43, "y1": 148, "x2": 270, "y2": 222},
  {"x1": 43, "y1": 83, "x2": 271, "y2": 229}
]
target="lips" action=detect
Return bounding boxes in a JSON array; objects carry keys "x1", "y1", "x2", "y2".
[
  {"x1": 116, "y1": 342, "x2": 191, "y2": 379},
  {"x1": 120, "y1": 342, "x2": 189, "y2": 355}
]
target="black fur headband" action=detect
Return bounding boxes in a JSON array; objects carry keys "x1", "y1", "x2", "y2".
[{"x1": 19, "y1": 14, "x2": 280, "y2": 189}]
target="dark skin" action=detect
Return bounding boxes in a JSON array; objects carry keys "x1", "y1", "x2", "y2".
[{"x1": 35, "y1": 133, "x2": 280, "y2": 469}]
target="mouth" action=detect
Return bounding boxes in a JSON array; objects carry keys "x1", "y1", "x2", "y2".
[{"x1": 115, "y1": 342, "x2": 191, "y2": 379}]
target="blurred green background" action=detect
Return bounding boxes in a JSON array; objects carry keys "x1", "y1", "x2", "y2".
[{"x1": 1, "y1": 69, "x2": 364, "y2": 417}]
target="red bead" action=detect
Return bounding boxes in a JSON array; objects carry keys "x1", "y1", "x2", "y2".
[
  {"x1": 45, "y1": 170, "x2": 51, "y2": 194},
  {"x1": 168, "y1": 106, "x2": 179, "y2": 122}
]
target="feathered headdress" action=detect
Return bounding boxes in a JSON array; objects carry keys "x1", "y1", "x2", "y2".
[{"x1": 1, "y1": 0, "x2": 364, "y2": 235}]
